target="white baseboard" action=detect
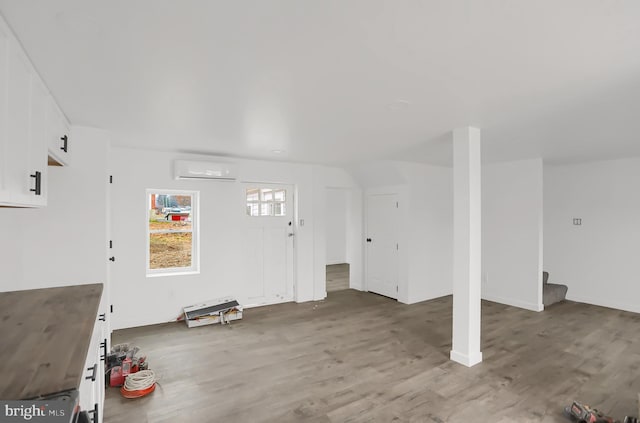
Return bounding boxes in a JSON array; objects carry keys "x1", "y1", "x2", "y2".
[
  {"x1": 482, "y1": 293, "x2": 543, "y2": 312},
  {"x1": 244, "y1": 297, "x2": 295, "y2": 308},
  {"x1": 405, "y1": 291, "x2": 453, "y2": 305},
  {"x1": 450, "y1": 350, "x2": 483, "y2": 367},
  {"x1": 313, "y1": 291, "x2": 327, "y2": 301},
  {"x1": 566, "y1": 294, "x2": 640, "y2": 314}
]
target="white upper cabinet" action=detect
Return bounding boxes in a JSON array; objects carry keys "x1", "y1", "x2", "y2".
[
  {"x1": 29, "y1": 77, "x2": 49, "y2": 205},
  {"x1": 0, "y1": 14, "x2": 69, "y2": 207},
  {"x1": 4, "y1": 33, "x2": 46, "y2": 206},
  {"x1": 0, "y1": 22, "x2": 10, "y2": 204},
  {"x1": 47, "y1": 99, "x2": 72, "y2": 167}
]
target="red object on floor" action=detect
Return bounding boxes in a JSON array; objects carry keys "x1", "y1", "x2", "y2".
[
  {"x1": 122, "y1": 358, "x2": 132, "y2": 376},
  {"x1": 110, "y1": 366, "x2": 124, "y2": 387},
  {"x1": 120, "y1": 383, "x2": 156, "y2": 399}
]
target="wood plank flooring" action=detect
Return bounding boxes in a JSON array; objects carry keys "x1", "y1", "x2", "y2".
[
  {"x1": 326, "y1": 264, "x2": 349, "y2": 292},
  {"x1": 104, "y1": 290, "x2": 640, "y2": 422}
]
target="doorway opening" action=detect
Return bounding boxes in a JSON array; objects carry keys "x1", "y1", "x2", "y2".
[
  {"x1": 325, "y1": 187, "x2": 352, "y2": 293},
  {"x1": 326, "y1": 263, "x2": 350, "y2": 292}
]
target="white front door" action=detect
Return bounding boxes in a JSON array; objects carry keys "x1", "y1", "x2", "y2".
[
  {"x1": 366, "y1": 193, "x2": 398, "y2": 299},
  {"x1": 242, "y1": 184, "x2": 295, "y2": 306}
]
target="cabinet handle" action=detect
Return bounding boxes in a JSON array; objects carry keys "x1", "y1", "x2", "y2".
[
  {"x1": 88, "y1": 403, "x2": 98, "y2": 423},
  {"x1": 100, "y1": 339, "x2": 107, "y2": 363},
  {"x1": 29, "y1": 171, "x2": 41, "y2": 196},
  {"x1": 98, "y1": 313, "x2": 106, "y2": 322},
  {"x1": 60, "y1": 135, "x2": 68, "y2": 153},
  {"x1": 85, "y1": 363, "x2": 97, "y2": 382}
]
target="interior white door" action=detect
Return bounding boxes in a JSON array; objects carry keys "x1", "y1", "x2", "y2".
[
  {"x1": 366, "y1": 193, "x2": 398, "y2": 299},
  {"x1": 242, "y1": 184, "x2": 295, "y2": 306}
]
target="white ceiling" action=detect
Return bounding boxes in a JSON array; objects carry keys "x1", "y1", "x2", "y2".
[{"x1": 1, "y1": 0, "x2": 639, "y2": 166}]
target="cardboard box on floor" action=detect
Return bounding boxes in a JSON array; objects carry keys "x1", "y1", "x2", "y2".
[{"x1": 183, "y1": 297, "x2": 243, "y2": 328}]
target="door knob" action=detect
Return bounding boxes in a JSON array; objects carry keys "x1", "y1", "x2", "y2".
[{"x1": 366, "y1": 238, "x2": 372, "y2": 242}]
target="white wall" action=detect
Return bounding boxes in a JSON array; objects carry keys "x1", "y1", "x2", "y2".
[
  {"x1": 344, "y1": 188, "x2": 364, "y2": 291},
  {"x1": 482, "y1": 158, "x2": 543, "y2": 311},
  {"x1": 544, "y1": 157, "x2": 640, "y2": 314},
  {"x1": 325, "y1": 188, "x2": 347, "y2": 265},
  {"x1": 110, "y1": 147, "x2": 361, "y2": 329},
  {"x1": 0, "y1": 127, "x2": 110, "y2": 295},
  {"x1": 403, "y1": 162, "x2": 454, "y2": 303}
]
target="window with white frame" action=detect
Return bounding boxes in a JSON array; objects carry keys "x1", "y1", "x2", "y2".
[
  {"x1": 246, "y1": 188, "x2": 287, "y2": 216},
  {"x1": 147, "y1": 190, "x2": 199, "y2": 275}
]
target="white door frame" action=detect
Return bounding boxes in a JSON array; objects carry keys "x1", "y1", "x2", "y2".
[{"x1": 241, "y1": 182, "x2": 296, "y2": 307}]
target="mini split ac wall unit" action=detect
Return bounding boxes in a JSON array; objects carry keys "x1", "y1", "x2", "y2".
[{"x1": 173, "y1": 160, "x2": 237, "y2": 181}]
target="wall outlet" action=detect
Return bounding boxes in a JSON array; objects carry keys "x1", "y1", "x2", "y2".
[{"x1": 572, "y1": 218, "x2": 582, "y2": 226}]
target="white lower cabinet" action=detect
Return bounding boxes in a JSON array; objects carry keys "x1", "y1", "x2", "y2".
[{"x1": 78, "y1": 293, "x2": 108, "y2": 423}]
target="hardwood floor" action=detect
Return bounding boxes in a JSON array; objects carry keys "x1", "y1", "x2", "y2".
[
  {"x1": 104, "y1": 290, "x2": 640, "y2": 422},
  {"x1": 326, "y1": 264, "x2": 349, "y2": 292}
]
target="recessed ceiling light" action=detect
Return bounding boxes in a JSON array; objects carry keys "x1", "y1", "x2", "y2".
[{"x1": 271, "y1": 149, "x2": 285, "y2": 154}]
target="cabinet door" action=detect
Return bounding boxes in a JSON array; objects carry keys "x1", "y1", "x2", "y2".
[
  {"x1": 2, "y1": 36, "x2": 47, "y2": 207},
  {"x1": 95, "y1": 296, "x2": 107, "y2": 423},
  {"x1": 0, "y1": 24, "x2": 10, "y2": 202},
  {"x1": 5, "y1": 37, "x2": 32, "y2": 205},
  {"x1": 79, "y1": 322, "x2": 100, "y2": 414},
  {"x1": 47, "y1": 100, "x2": 72, "y2": 166},
  {"x1": 28, "y1": 77, "x2": 48, "y2": 205},
  {"x1": 80, "y1": 303, "x2": 107, "y2": 423}
]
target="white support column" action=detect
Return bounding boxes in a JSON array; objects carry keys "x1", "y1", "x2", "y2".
[{"x1": 450, "y1": 126, "x2": 483, "y2": 367}]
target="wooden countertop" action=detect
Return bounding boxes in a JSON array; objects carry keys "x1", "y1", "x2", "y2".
[{"x1": 0, "y1": 283, "x2": 103, "y2": 399}]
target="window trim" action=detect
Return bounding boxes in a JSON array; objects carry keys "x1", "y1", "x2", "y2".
[{"x1": 146, "y1": 189, "x2": 200, "y2": 277}]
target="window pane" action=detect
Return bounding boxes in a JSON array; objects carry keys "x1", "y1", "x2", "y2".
[
  {"x1": 149, "y1": 232, "x2": 192, "y2": 269},
  {"x1": 261, "y1": 189, "x2": 274, "y2": 201},
  {"x1": 246, "y1": 189, "x2": 259, "y2": 202},
  {"x1": 153, "y1": 194, "x2": 191, "y2": 212},
  {"x1": 260, "y1": 202, "x2": 273, "y2": 216},
  {"x1": 150, "y1": 194, "x2": 192, "y2": 231},
  {"x1": 274, "y1": 189, "x2": 285, "y2": 202},
  {"x1": 274, "y1": 202, "x2": 286, "y2": 216},
  {"x1": 247, "y1": 203, "x2": 259, "y2": 216},
  {"x1": 148, "y1": 191, "x2": 197, "y2": 274},
  {"x1": 245, "y1": 187, "x2": 287, "y2": 217}
]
